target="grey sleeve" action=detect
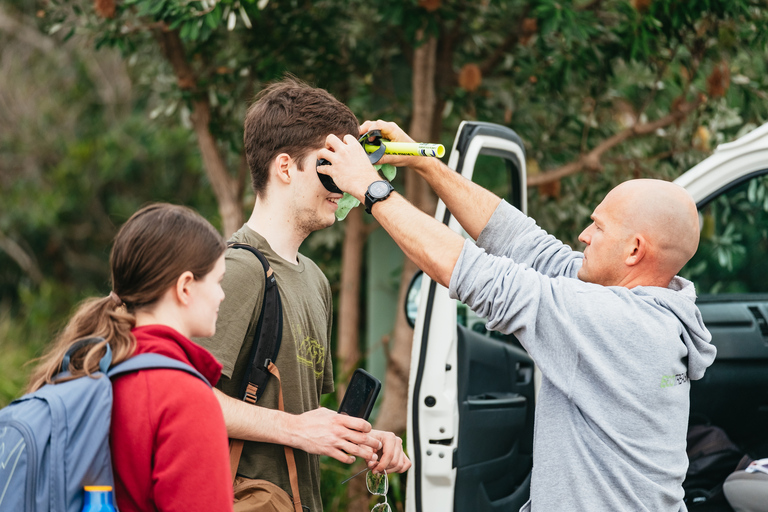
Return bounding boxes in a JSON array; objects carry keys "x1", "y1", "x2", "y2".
[
  {"x1": 449, "y1": 240, "x2": 583, "y2": 392},
  {"x1": 194, "y1": 249, "x2": 265, "y2": 379},
  {"x1": 477, "y1": 200, "x2": 582, "y2": 279}
]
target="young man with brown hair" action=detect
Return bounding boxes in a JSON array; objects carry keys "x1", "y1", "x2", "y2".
[{"x1": 197, "y1": 79, "x2": 409, "y2": 512}]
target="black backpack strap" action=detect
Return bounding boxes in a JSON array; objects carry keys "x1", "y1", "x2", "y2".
[{"x1": 227, "y1": 242, "x2": 283, "y2": 403}]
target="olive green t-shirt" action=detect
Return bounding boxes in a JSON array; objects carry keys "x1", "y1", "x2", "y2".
[{"x1": 196, "y1": 225, "x2": 334, "y2": 512}]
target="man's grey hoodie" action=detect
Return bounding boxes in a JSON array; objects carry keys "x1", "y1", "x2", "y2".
[{"x1": 449, "y1": 201, "x2": 717, "y2": 512}]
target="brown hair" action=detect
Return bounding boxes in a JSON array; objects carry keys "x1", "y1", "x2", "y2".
[
  {"x1": 243, "y1": 76, "x2": 359, "y2": 198},
  {"x1": 26, "y1": 203, "x2": 226, "y2": 392}
]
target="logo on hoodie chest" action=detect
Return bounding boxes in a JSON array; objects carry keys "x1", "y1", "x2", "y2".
[{"x1": 660, "y1": 372, "x2": 689, "y2": 389}]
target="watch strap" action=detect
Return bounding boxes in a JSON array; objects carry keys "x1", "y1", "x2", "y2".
[{"x1": 364, "y1": 180, "x2": 394, "y2": 214}]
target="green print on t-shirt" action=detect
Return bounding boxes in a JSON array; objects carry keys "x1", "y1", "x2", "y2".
[
  {"x1": 297, "y1": 335, "x2": 325, "y2": 378},
  {"x1": 294, "y1": 324, "x2": 326, "y2": 378}
]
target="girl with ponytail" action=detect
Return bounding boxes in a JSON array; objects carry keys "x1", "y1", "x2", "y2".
[{"x1": 27, "y1": 203, "x2": 234, "y2": 512}]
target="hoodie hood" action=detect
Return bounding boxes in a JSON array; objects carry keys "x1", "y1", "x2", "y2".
[{"x1": 634, "y1": 276, "x2": 716, "y2": 380}]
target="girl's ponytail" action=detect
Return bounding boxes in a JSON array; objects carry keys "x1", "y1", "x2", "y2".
[{"x1": 26, "y1": 293, "x2": 136, "y2": 392}]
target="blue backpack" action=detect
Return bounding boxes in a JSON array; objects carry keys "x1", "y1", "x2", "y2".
[{"x1": 0, "y1": 337, "x2": 210, "y2": 512}]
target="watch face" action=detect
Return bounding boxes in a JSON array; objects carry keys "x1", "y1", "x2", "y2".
[{"x1": 369, "y1": 181, "x2": 390, "y2": 198}]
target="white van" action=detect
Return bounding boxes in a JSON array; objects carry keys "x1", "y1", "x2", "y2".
[{"x1": 405, "y1": 122, "x2": 768, "y2": 512}]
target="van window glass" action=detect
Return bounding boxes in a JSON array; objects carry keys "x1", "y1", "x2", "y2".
[
  {"x1": 472, "y1": 155, "x2": 509, "y2": 199},
  {"x1": 681, "y1": 172, "x2": 768, "y2": 295}
]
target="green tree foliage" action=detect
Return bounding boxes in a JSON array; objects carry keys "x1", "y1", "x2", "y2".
[
  {"x1": 1, "y1": 1, "x2": 767, "y2": 509},
  {"x1": 685, "y1": 174, "x2": 768, "y2": 295},
  {"x1": 355, "y1": 0, "x2": 768, "y2": 246},
  {"x1": 0, "y1": 5, "x2": 219, "y2": 404}
]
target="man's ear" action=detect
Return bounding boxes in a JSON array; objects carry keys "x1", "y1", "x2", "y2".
[
  {"x1": 273, "y1": 153, "x2": 294, "y2": 185},
  {"x1": 174, "y1": 271, "x2": 195, "y2": 306},
  {"x1": 625, "y1": 235, "x2": 647, "y2": 267}
]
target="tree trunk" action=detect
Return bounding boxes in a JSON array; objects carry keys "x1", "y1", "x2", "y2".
[
  {"x1": 0, "y1": 232, "x2": 42, "y2": 285},
  {"x1": 374, "y1": 27, "x2": 438, "y2": 435},
  {"x1": 346, "y1": 28, "x2": 440, "y2": 512},
  {"x1": 155, "y1": 29, "x2": 243, "y2": 236},
  {"x1": 335, "y1": 206, "x2": 367, "y2": 400},
  {"x1": 189, "y1": 98, "x2": 243, "y2": 236}
]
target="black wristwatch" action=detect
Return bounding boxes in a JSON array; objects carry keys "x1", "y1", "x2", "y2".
[{"x1": 364, "y1": 180, "x2": 395, "y2": 214}]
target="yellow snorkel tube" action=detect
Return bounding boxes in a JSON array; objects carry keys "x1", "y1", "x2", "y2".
[{"x1": 363, "y1": 141, "x2": 445, "y2": 158}]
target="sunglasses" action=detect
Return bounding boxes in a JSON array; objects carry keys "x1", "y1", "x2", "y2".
[{"x1": 366, "y1": 470, "x2": 391, "y2": 512}]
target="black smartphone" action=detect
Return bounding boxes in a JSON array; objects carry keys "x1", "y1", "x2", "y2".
[{"x1": 338, "y1": 368, "x2": 381, "y2": 421}]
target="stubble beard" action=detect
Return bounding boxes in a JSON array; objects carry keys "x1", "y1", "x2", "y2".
[{"x1": 294, "y1": 205, "x2": 335, "y2": 238}]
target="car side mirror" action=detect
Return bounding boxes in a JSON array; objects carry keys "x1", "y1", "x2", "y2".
[{"x1": 404, "y1": 270, "x2": 424, "y2": 328}]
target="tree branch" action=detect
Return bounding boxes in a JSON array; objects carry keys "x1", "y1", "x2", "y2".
[
  {"x1": 154, "y1": 28, "x2": 242, "y2": 235},
  {"x1": 435, "y1": 12, "x2": 463, "y2": 91},
  {"x1": 237, "y1": 151, "x2": 249, "y2": 207},
  {"x1": 480, "y1": 5, "x2": 530, "y2": 76},
  {"x1": 0, "y1": 233, "x2": 43, "y2": 284},
  {"x1": 527, "y1": 98, "x2": 704, "y2": 187},
  {"x1": 603, "y1": 147, "x2": 691, "y2": 166},
  {"x1": 155, "y1": 27, "x2": 197, "y2": 91},
  {"x1": 577, "y1": 0, "x2": 605, "y2": 11},
  {"x1": 117, "y1": 21, "x2": 167, "y2": 35},
  {"x1": 0, "y1": 5, "x2": 55, "y2": 52}
]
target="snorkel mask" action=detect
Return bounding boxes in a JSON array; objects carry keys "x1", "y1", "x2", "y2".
[{"x1": 316, "y1": 130, "x2": 387, "y2": 193}]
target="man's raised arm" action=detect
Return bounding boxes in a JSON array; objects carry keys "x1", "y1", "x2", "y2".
[
  {"x1": 359, "y1": 120, "x2": 501, "y2": 241},
  {"x1": 318, "y1": 132, "x2": 466, "y2": 289}
]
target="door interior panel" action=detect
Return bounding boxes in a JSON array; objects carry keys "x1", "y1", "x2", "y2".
[
  {"x1": 690, "y1": 360, "x2": 768, "y2": 455},
  {"x1": 697, "y1": 302, "x2": 768, "y2": 359},
  {"x1": 454, "y1": 325, "x2": 535, "y2": 511}
]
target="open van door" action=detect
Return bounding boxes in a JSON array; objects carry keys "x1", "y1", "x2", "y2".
[
  {"x1": 675, "y1": 123, "x2": 768, "y2": 460},
  {"x1": 405, "y1": 121, "x2": 534, "y2": 512}
]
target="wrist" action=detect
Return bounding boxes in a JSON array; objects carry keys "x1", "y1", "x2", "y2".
[
  {"x1": 423, "y1": 157, "x2": 445, "y2": 176},
  {"x1": 353, "y1": 169, "x2": 383, "y2": 202},
  {"x1": 271, "y1": 409, "x2": 300, "y2": 447}
]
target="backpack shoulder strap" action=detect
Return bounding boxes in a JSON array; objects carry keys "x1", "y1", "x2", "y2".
[
  {"x1": 108, "y1": 353, "x2": 211, "y2": 388},
  {"x1": 226, "y1": 242, "x2": 283, "y2": 403},
  {"x1": 225, "y1": 243, "x2": 300, "y2": 512}
]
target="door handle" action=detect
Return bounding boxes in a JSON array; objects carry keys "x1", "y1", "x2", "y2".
[{"x1": 467, "y1": 392, "x2": 526, "y2": 410}]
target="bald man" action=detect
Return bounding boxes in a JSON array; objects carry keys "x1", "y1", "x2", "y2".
[{"x1": 318, "y1": 121, "x2": 717, "y2": 512}]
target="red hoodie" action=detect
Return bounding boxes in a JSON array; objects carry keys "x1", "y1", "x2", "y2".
[{"x1": 110, "y1": 325, "x2": 233, "y2": 512}]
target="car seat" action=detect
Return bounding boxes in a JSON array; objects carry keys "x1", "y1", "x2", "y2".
[{"x1": 724, "y1": 460, "x2": 768, "y2": 512}]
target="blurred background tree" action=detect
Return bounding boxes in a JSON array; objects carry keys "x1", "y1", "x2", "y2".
[{"x1": 1, "y1": 0, "x2": 766, "y2": 510}]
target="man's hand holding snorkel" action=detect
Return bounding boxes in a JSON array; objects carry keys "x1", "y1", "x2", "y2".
[{"x1": 317, "y1": 120, "x2": 479, "y2": 289}]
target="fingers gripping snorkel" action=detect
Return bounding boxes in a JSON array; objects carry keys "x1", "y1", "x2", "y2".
[
  {"x1": 316, "y1": 130, "x2": 385, "y2": 195},
  {"x1": 317, "y1": 130, "x2": 445, "y2": 220}
]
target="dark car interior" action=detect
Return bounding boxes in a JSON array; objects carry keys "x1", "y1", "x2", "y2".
[{"x1": 681, "y1": 171, "x2": 768, "y2": 511}]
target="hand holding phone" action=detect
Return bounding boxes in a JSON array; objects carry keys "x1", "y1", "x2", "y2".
[{"x1": 338, "y1": 368, "x2": 381, "y2": 421}]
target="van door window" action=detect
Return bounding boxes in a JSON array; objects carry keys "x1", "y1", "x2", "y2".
[{"x1": 682, "y1": 172, "x2": 768, "y2": 295}]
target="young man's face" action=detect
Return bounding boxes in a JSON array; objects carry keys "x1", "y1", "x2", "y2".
[{"x1": 289, "y1": 149, "x2": 343, "y2": 235}]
